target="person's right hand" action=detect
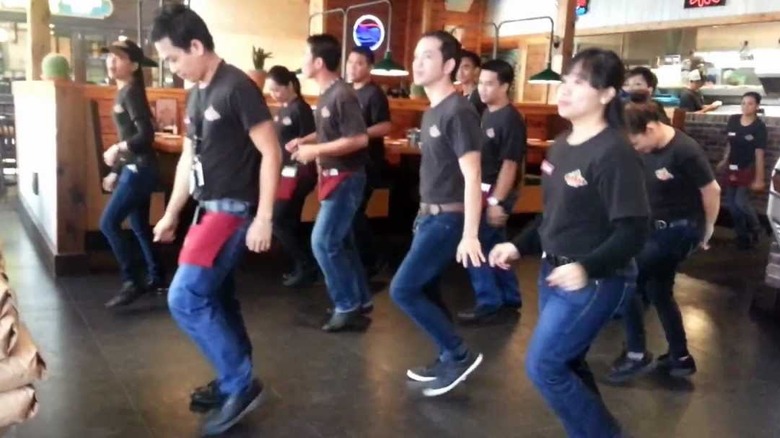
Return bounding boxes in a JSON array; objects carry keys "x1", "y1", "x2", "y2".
[
  {"x1": 153, "y1": 213, "x2": 178, "y2": 243},
  {"x1": 488, "y1": 243, "x2": 520, "y2": 270},
  {"x1": 285, "y1": 138, "x2": 301, "y2": 153},
  {"x1": 102, "y1": 173, "x2": 118, "y2": 192},
  {"x1": 103, "y1": 144, "x2": 119, "y2": 167}
]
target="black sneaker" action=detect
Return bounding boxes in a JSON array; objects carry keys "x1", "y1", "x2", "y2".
[
  {"x1": 145, "y1": 277, "x2": 168, "y2": 294},
  {"x1": 606, "y1": 352, "x2": 655, "y2": 383},
  {"x1": 321, "y1": 309, "x2": 370, "y2": 332},
  {"x1": 201, "y1": 379, "x2": 265, "y2": 436},
  {"x1": 657, "y1": 353, "x2": 697, "y2": 377},
  {"x1": 422, "y1": 351, "x2": 483, "y2": 397},
  {"x1": 105, "y1": 282, "x2": 146, "y2": 308},
  {"x1": 406, "y1": 357, "x2": 442, "y2": 383},
  {"x1": 456, "y1": 305, "x2": 502, "y2": 325},
  {"x1": 326, "y1": 303, "x2": 374, "y2": 316},
  {"x1": 190, "y1": 379, "x2": 226, "y2": 412}
]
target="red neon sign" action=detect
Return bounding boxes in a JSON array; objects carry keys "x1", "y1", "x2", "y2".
[{"x1": 684, "y1": 0, "x2": 726, "y2": 9}]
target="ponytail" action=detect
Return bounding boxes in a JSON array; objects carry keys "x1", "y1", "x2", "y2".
[
  {"x1": 605, "y1": 92, "x2": 625, "y2": 129},
  {"x1": 268, "y1": 65, "x2": 300, "y2": 96},
  {"x1": 290, "y1": 74, "x2": 302, "y2": 97}
]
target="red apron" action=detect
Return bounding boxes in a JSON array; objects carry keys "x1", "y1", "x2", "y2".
[
  {"x1": 178, "y1": 212, "x2": 244, "y2": 268},
  {"x1": 276, "y1": 166, "x2": 300, "y2": 201},
  {"x1": 726, "y1": 165, "x2": 755, "y2": 187},
  {"x1": 318, "y1": 169, "x2": 352, "y2": 201}
]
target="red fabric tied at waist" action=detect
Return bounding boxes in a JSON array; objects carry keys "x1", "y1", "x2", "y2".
[
  {"x1": 178, "y1": 212, "x2": 244, "y2": 268},
  {"x1": 480, "y1": 183, "x2": 492, "y2": 207},
  {"x1": 726, "y1": 166, "x2": 754, "y2": 187},
  {"x1": 317, "y1": 169, "x2": 352, "y2": 201},
  {"x1": 276, "y1": 166, "x2": 299, "y2": 201}
]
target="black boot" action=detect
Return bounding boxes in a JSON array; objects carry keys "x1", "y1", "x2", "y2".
[
  {"x1": 283, "y1": 262, "x2": 318, "y2": 288},
  {"x1": 105, "y1": 281, "x2": 146, "y2": 308}
]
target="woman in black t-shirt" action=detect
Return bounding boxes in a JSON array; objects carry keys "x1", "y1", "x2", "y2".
[
  {"x1": 100, "y1": 39, "x2": 164, "y2": 308},
  {"x1": 267, "y1": 66, "x2": 318, "y2": 287},
  {"x1": 489, "y1": 49, "x2": 649, "y2": 437},
  {"x1": 716, "y1": 92, "x2": 767, "y2": 249}
]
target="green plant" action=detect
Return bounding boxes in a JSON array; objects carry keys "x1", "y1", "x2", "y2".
[
  {"x1": 252, "y1": 46, "x2": 273, "y2": 71},
  {"x1": 41, "y1": 53, "x2": 70, "y2": 80}
]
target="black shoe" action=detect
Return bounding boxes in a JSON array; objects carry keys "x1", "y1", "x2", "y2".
[
  {"x1": 321, "y1": 310, "x2": 370, "y2": 332},
  {"x1": 606, "y1": 352, "x2": 655, "y2": 383},
  {"x1": 406, "y1": 357, "x2": 442, "y2": 383},
  {"x1": 105, "y1": 282, "x2": 146, "y2": 308},
  {"x1": 503, "y1": 301, "x2": 522, "y2": 311},
  {"x1": 201, "y1": 379, "x2": 265, "y2": 436},
  {"x1": 456, "y1": 305, "x2": 502, "y2": 324},
  {"x1": 282, "y1": 266, "x2": 318, "y2": 288},
  {"x1": 422, "y1": 351, "x2": 483, "y2": 397},
  {"x1": 190, "y1": 380, "x2": 225, "y2": 412},
  {"x1": 145, "y1": 277, "x2": 168, "y2": 294},
  {"x1": 657, "y1": 353, "x2": 697, "y2": 378},
  {"x1": 326, "y1": 303, "x2": 374, "y2": 316}
]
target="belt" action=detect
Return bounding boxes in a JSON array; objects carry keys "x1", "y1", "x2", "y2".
[
  {"x1": 418, "y1": 202, "x2": 465, "y2": 216},
  {"x1": 199, "y1": 199, "x2": 255, "y2": 217},
  {"x1": 544, "y1": 253, "x2": 577, "y2": 267},
  {"x1": 653, "y1": 218, "x2": 697, "y2": 230}
]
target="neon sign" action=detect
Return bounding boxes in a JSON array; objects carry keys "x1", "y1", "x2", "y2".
[
  {"x1": 684, "y1": 0, "x2": 726, "y2": 9},
  {"x1": 352, "y1": 15, "x2": 385, "y2": 52},
  {"x1": 576, "y1": 0, "x2": 589, "y2": 16},
  {"x1": 0, "y1": 0, "x2": 114, "y2": 19}
]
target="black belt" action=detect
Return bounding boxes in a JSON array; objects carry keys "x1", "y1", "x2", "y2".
[
  {"x1": 544, "y1": 253, "x2": 577, "y2": 267},
  {"x1": 653, "y1": 218, "x2": 697, "y2": 230},
  {"x1": 419, "y1": 202, "x2": 465, "y2": 216}
]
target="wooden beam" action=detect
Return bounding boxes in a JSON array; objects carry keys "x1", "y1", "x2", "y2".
[
  {"x1": 557, "y1": 0, "x2": 577, "y2": 72},
  {"x1": 26, "y1": 0, "x2": 51, "y2": 80},
  {"x1": 576, "y1": 11, "x2": 780, "y2": 36}
]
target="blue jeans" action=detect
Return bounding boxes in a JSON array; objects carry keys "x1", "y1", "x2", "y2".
[
  {"x1": 526, "y1": 259, "x2": 635, "y2": 438},
  {"x1": 725, "y1": 185, "x2": 760, "y2": 242},
  {"x1": 467, "y1": 220, "x2": 521, "y2": 309},
  {"x1": 311, "y1": 171, "x2": 370, "y2": 313},
  {"x1": 624, "y1": 224, "x2": 699, "y2": 357},
  {"x1": 99, "y1": 165, "x2": 163, "y2": 284},
  {"x1": 167, "y1": 206, "x2": 253, "y2": 396},
  {"x1": 390, "y1": 213, "x2": 467, "y2": 361}
]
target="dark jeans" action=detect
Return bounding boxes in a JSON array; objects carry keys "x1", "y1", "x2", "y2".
[
  {"x1": 272, "y1": 175, "x2": 316, "y2": 270},
  {"x1": 466, "y1": 219, "x2": 521, "y2": 309},
  {"x1": 624, "y1": 224, "x2": 700, "y2": 358},
  {"x1": 526, "y1": 259, "x2": 635, "y2": 438},
  {"x1": 167, "y1": 207, "x2": 253, "y2": 396},
  {"x1": 99, "y1": 165, "x2": 163, "y2": 284},
  {"x1": 311, "y1": 172, "x2": 371, "y2": 313},
  {"x1": 725, "y1": 185, "x2": 760, "y2": 241},
  {"x1": 353, "y1": 162, "x2": 380, "y2": 270},
  {"x1": 390, "y1": 213, "x2": 466, "y2": 361}
]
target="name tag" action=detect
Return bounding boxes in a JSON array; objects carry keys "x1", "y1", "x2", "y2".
[
  {"x1": 481, "y1": 183, "x2": 492, "y2": 193},
  {"x1": 728, "y1": 132, "x2": 736, "y2": 137},
  {"x1": 323, "y1": 168, "x2": 339, "y2": 177},
  {"x1": 281, "y1": 165, "x2": 298, "y2": 178},
  {"x1": 190, "y1": 157, "x2": 205, "y2": 194},
  {"x1": 729, "y1": 164, "x2": 739, "y2": 171}
]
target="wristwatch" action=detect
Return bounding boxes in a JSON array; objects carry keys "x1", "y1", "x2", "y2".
[{"x1": 487, "y1": 196, "x2": 500, "y2": 206}]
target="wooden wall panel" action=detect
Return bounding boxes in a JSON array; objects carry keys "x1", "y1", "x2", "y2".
[{"x1": 428, "y1": 0, "x2": 488, "y2": 54}]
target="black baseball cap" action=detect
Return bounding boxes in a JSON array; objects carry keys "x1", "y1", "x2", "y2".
[{"x1": 101, "y1": 39, "x2": 157, "y2": 67}]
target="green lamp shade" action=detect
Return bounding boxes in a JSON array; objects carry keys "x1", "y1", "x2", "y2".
[
  {"x1": 371, "y1": 51, "x2": 408, "y2": 77},
  {"x1": 528, "y1": 64, "x2": 562, "y2": 84}
]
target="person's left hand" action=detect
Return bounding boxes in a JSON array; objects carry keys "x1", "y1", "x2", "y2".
[
  {"x1": 546, "y1": 262, "x2": 589, "y2": 292},
  {"x1": 456, "y1": 236, "x2": 485, "y2": 268},
  {"x1": 486, "y1": 205, "x2": 508, "y2": 228},
  {"x1": 246, "y1": 217, "x2": 272, "y2": 253},
  {"x1": 292, "y1": 145, "x2": 318, "y2": 164},
  {"x1": 751, "y1": 180, "x2": 766, "y2": 192},
  {"x1": 103, "y1": 145, "x2": 119, "y2": 167}
]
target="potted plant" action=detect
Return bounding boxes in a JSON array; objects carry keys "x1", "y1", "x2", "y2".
[
  {"x1": 41, "y1": 53, "x2": 71, "y2": 81},
  {"x1": 247, "y1": 46, "x2": 272, "y2": 90}
]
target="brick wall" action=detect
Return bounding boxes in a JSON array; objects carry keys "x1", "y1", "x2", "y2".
[{"x1": 684, "y1": 113, "x2": 780, "y2": 213}]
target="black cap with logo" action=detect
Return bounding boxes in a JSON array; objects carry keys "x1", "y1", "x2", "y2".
[{"x1": 101, "y1": 39, "x2": 157, "y2": 68}]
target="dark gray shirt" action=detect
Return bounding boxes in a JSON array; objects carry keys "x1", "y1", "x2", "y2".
[
  {"x1": 679, "y1": 88, "x2": 704, "y2": 112},
  {"x1": 466, "y1": 88, "x2": 487, "y2": 117},
  {"x1": 275, "y1": 97, "x2": 315, "y2": 165},
  {"x1": 355, "y1": 82, "x2": 391, "y2": 167},
  {"x1": 315, "y1": 80, "x2": 368, "y2": 171},
  {"x1": 419, "y1": 92, "x2": 482, "y2": 204},
  {"x1": 111, "y1": 82, "x2": 155, "y2": 172},
  {"x1": 481, "y1": 104, "x2": 526, "y2": 186}
]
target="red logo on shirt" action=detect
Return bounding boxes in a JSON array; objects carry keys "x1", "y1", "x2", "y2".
[
  {"x1": 564, "y1": 170, "x2": 588, "y2": 188},
  {"x1": 655, "y1": 167, "x2": 675, "y2": 181},
  {"x1": 541, "y1": 160, "x2": 554, "y2": 175}
]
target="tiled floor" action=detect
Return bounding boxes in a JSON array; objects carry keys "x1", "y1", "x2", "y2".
[{"x1": 2, "y1": 193, "x2": 780, "y2": 437}]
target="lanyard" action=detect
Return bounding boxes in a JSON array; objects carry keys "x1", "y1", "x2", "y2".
[{"x1": 190, "y1": 89, "x2": 206, "y2": 156}]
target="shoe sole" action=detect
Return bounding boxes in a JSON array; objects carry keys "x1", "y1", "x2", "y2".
[
  {"x1": 201, "y1": 389, "x2": 266, "y2": 436},
  {"x1": 605, "y1": 361, "x2": 656, "y2": 384},
  {"x1": 406, "y1": 370, "x2": 437, "y2": 383},
  {"x1": 422, "y1": 353, "x2": 483, "y2": 397},
  {"x1": 668, "y1": 367, "x2": 696, "y2": 378}
]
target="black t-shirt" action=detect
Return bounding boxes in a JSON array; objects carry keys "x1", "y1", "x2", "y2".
[
  {"x1": 185, "y1": 61, "x2": 273, "y2": 203},
  {"x1": 480, "y1": 104, "x2": 526, "y2": 187},
  {"x1": 679, "y1": 88, "x2": 704, "y2": 112},
  {"x1": 466, "y1": 88, "x2": 487, "y2": 117},
  {"x1": 726, "y1": 114, "x2": 767, "y2": 168},
  {"x1": 354, "y1": 82, "x2": 391, "y2": 167},
  {"x1": 315, "y1": 80, "x2": 368, "y2": 171},
  {"x1": 274, "y1": 97, "x2": 316, "y2": 165},
  {"x1": 112, "y1": 82, "x2": 155, "y2": 171},
  {"x1": 539, "y1": 127, "x2": 649, "y2": 258},
  {"x1": 419, "y1": 92, "x2": 482, "y2": 204},
  {"x1": 642, "y1": 130, "x2": 714, "y2": 222}
]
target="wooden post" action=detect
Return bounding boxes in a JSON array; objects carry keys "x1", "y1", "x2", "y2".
[
  {"x1": 27, "y1": 0, "x2": 52, "y2": 80},
  {"x1": 556, "y1": 0, "x2": 577, "y2": 72}
]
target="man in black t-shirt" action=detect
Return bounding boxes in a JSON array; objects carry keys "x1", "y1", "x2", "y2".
[
  {"x1": 390, "y1": 31, "x2": 484, "y2": 397},
  {"x1": 458, "y1": 59, "x2": 525, "y2": 324},
  {"x1": 150, "y1": 5, "x2": 280, "y2": 435},
  {"x1": 607, "y1": 101, "x2": 721, "y2": 383},
  {"x1": 289, "y1": 35, "x2": 372, "y2": 332},
  {"x1": 457, "y1": 50, "x2": 487, "y2": 116},
  {"x1": 679, "y1": 69, "x2": 720, "y2": 113},
  {"x1": 346, "y1": 46, "x2": 392, "y2": 277}
]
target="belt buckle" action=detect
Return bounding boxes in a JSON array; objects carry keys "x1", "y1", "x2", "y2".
[
  {"x1": 430, "y1": 204, "x2": 441, "y2": 215},
  {"x1": 655, "y1": 220, "x2": 667, "y2": 230}
]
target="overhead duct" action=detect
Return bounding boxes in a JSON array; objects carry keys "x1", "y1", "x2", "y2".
[{"x1": 445, "y1": 0, "x2": 474, "y2": 12}]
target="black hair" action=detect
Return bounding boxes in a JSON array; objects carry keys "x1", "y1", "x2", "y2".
[
  {"x1": 132, "y1": 66, "x2": 146, "y2": 90},
  {"x1": 481, "y1": 59, "x2": 514, "y2": 85},
  {"x1": 564, "y1": 48, "x2": 626, "y2": 128},
  {"x1": 150, "y1": 3, "x2": 214, "y2": 52},
  {"x1": 624, "y1": 101, "x2": 662, "y2": 135},
  {"x1": 626, "y1": 66, "x2": 658, "y2": 91},
  {"x1": 267, "y1": 65, "x2": 301, "y2": 96},
  {"x1": 307, "y1": 34, "x2": 341, "y2": 73},
  {"x1": 350, "y1": 46, "x2": 375, "y2": 65},
  {"x1": 420, "y1": 30, "x2": 462, "y2": 82},
  {"x1": 461, "y1": 50, "x2": 481, "y2": 68},
  {"x1": 743, "y1": 91, "x2": 762, "y2": 105}
]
